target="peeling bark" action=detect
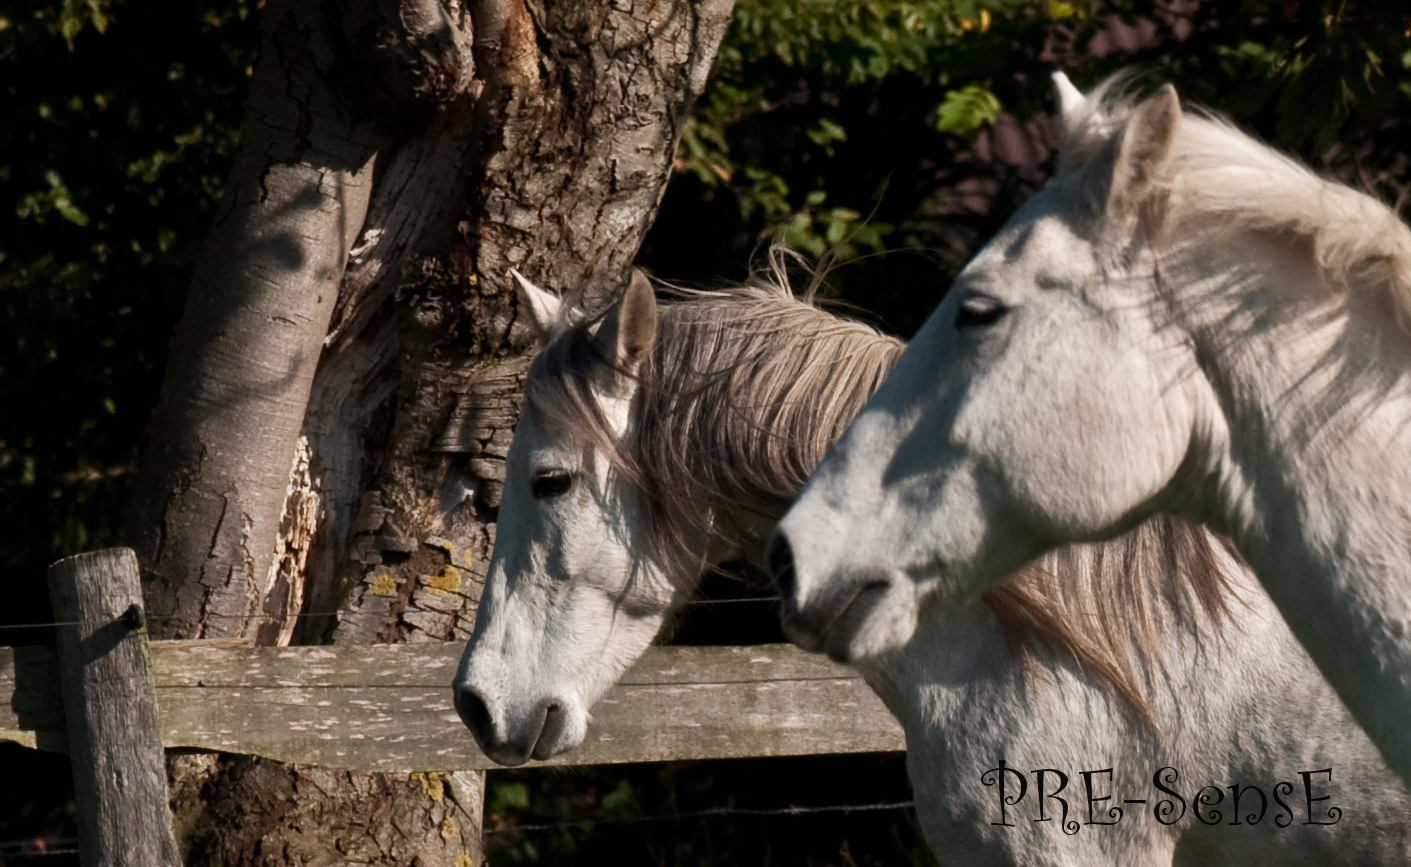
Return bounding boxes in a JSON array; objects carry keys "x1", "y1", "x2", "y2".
[{"x1": 130, "y1": 0, "x2": 733, "y2": 862}]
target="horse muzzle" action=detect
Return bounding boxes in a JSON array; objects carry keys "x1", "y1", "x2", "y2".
[
  {"x1": 454, "y1": 684, "x2": 578, "y2": 766},
  {"x1": 768, "y1": 530, "x2": 919, "y2": 663}
]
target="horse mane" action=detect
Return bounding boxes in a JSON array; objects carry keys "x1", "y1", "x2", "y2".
[
  {"x1": 526, "y1": 258, "x2": 903, "y2": 570},
  {"x1": 987, "y1": 516, "x2": 1238, "y2": 720},
  {"x1": 1060, "y1": 73, "x2": 1411, "y2": 325},
  {"x1": 524, "y1": 258, "x2": 1239, "y2": 722}
]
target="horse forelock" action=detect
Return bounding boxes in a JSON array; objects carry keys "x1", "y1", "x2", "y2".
[
  {"x1": 522, "y1": 256, "x2": 1247, "y2": 724},
  {"x1": 1061, "y1": 72, "x2": 1411, "y2": 329}
]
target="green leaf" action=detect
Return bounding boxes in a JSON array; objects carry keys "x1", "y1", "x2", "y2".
[
  {"x1": 933, "y1": 84, "x2": 1000, "y2": 136},
  {"x1": 489, "y1": 782, "x2": 530, "y2": 812},
  {"x1": 600, "y1": 779, "x2": 636, "y2": 818},
  {"x1": 806, "y1": 118, "x2": 848, "y2": 155},
  {"x1": 54, "y1": 198, "x2": 90, "y2": 227},
  {"x1": 780, "y1": 212, "x2": 827, "y2": 257},
  {"x1": 57, "y1": 0, "x2": 112, "y2": 49}
]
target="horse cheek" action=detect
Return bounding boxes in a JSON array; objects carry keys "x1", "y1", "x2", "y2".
[{"x1": 991, "y1": 332, "x2": 1175, "y2": 538}]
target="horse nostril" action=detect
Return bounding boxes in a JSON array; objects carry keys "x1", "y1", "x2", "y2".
[
  {"x1": 766, "y1": 532, "x2": 797, "y2": 601},
  {"x1": 455, "y1": 684, "x2": 495, "y2": 746}
]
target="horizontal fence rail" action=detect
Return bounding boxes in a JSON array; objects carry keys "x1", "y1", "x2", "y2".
[{"x1": 1, "y1": 641, "x2": 905, "y2": 772}]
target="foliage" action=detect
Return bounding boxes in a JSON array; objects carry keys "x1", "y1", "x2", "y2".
[
  {"x1": 653, "y1": 0, "x2": 1411, "y2": 320},
  {"x1": 0, "y1": 0, "x2": 257, "y2": 634},
  {"x1": 932, "y1": 84, "x2": 1002, "y2": 135},
  {"x1": 1165, "y1": 0, "x2": 1411, "y2": 151},
  {"x1": 671, "y1": 0, "x2": 1034, "y2": 262}
]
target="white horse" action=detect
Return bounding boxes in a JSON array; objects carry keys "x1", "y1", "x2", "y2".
[
  {"x1": 454, "y1": 263, "x2": 1410, "y2": 864},
  {"x1": 771, "y1": 71, "x2": 1411, "y2": 789}
]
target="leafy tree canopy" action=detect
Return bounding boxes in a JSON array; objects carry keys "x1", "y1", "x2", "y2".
[{"x1": 656, "y1": 0, "x2": 1410, "y2": 276}]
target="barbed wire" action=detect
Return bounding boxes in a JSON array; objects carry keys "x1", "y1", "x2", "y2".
[
  {"x1": 0, "y1": 837, "x2": 79, "y2": 857},
  {"x1": 487, "y1": 799, "x2": 915, "y2": 834},
  {"x1": 0, "y1": 800, "x2": 915, "y2": 855},
  {"x1": 0, "y1": 596, "x2": 783, "y2": 632},
  {"x1": 484, "y1": 798, "x2": 917, "y2": 835}
]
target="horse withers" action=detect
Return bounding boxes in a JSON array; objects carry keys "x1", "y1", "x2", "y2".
[
  {"x1": 771, "y1": 72, "x2": 1411, "y2": 788},
  {"x1": 453, "y1": 261, "x2": 1409, "y2": 863}
]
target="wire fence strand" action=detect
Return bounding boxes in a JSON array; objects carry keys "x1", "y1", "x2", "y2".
[
  {"x1": 0, "y1": 596, "x2": 784, "y2": 632},
  {"x1": 0, "y1": 800, "x2": 916, "y2": 856},
  {"x1": 481, "y1": 799, "x2": 917, "y2": 835},
  {"x1": 0, "y1": 838, "x2": 80, "y2": 858}
]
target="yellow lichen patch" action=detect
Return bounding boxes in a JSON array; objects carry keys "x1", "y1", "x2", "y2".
[
  {"x1": 440, "y1": 816, "x2": 458, "y2": 840},
  {"x1": 410, "y1": 771, "x2": 447, "y2": 801},
  {"x1": 370, "y1": 571, "x2": 398, "y2": 597},
  {"x1": 454, "y1": 852, "x2": 474, "y2": 867},
  {"x1": 426, "y1": 535, "x2": 473, "y2": 570},
  {"x1": 421, "y1": 565, "x2": 464, "y2": 597}
]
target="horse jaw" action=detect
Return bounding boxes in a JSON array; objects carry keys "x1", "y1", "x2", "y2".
[
  {"x1": 455, "y1": 479, "x2": 676, "y2": 764},
  {"x1": 456, "y1": 554, "x2": 669, "y2": 764}
]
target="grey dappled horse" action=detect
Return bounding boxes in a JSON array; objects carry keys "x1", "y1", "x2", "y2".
[
  {"x1": 455, "y1": 263, "x2": 1410, "y2": 864},
  {"x1": 773, "y1": 71, "x2": 1411, "y2": 791}
]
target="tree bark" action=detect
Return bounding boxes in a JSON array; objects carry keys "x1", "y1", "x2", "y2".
[
  {"x1": 129, "y1": 0, "x2": 733, "y2": 863},
  {"x1": 128, "y1": 0, "x2": 387, "y2": 641}
]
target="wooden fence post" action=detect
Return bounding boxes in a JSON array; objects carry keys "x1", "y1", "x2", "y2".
[{"x1": 48, "y1": 548, "x2": 181, "y2": 867}]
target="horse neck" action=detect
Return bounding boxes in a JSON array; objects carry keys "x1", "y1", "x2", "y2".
[{"x1": 1173, "y1": 234, "x2": 1411, "y2": 768}]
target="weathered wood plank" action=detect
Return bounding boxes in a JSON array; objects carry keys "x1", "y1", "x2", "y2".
[
  {"x1": 1, "y1": 641, "x2": 904, "y2": 772},
  {"x1": 145, "y1": 640, "x2": 857, "y2": 688},
  {"x1": 0, "y1": 645, "x2": 66, "y2": 750},
  {"x1": 48, "y1": 548, "x2": 182, "y2": 867}
]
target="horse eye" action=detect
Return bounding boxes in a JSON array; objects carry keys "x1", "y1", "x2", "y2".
[
  {"x1": 955, "y1": 295, "x2": 1008, "y2": 328},
  {"x1": 531, "y1": 470, "x2": 573, "y2": 499}
]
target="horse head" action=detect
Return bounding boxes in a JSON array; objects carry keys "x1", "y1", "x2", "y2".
[
  {"x1": 771, "y1": 74, "x2": 1217, "y2": 664},
  {"x1": 453, "y1": 270, "x2": 688, "y2": 766}
]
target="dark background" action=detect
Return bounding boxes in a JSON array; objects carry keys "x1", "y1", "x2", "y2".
[{"x1": 2, "y1": 0, "x2": 1409, "y2": 863}]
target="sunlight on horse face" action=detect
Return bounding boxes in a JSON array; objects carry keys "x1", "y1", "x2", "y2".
[
  {"x1": 774, "y1": 78, "x2": 1213, "y2": 663},
  {"x1": 454, "y1": 272, "x2": 678, "y2": 766}
]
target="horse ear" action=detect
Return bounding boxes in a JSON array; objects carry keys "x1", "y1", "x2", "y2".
[
  {"x1": 1106, "y1": 83, "x2": 1180, "y2": 227},
  {"x1": 593, "y1": 269, "x2": 658, "y2": 374},
  {"x1": 511, "y1": 269, "x2": 563, "y2": 344},
  {"x1": 1052, "y1": 71, "x2": 1085, "y2": 132}
]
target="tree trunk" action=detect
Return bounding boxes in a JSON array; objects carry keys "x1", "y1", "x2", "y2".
[{"x1": 129, "y1": 0, "x2": 733, "y2": 862}]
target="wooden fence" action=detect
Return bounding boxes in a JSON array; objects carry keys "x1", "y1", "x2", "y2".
[
  {"x1": 3, "y1": 640, "x2": 904, "y2": 772},
  {"x1": 1, "y1": 548, "x2": 903, "y2": 863}
]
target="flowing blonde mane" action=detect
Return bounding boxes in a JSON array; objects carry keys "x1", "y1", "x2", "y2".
[
  {"x1": 525, "y1": 264, "x2": 1240, "y2": 721},
  {"x1": 1060, "y1": 74, "x2": 1411, "y2": 323}
]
